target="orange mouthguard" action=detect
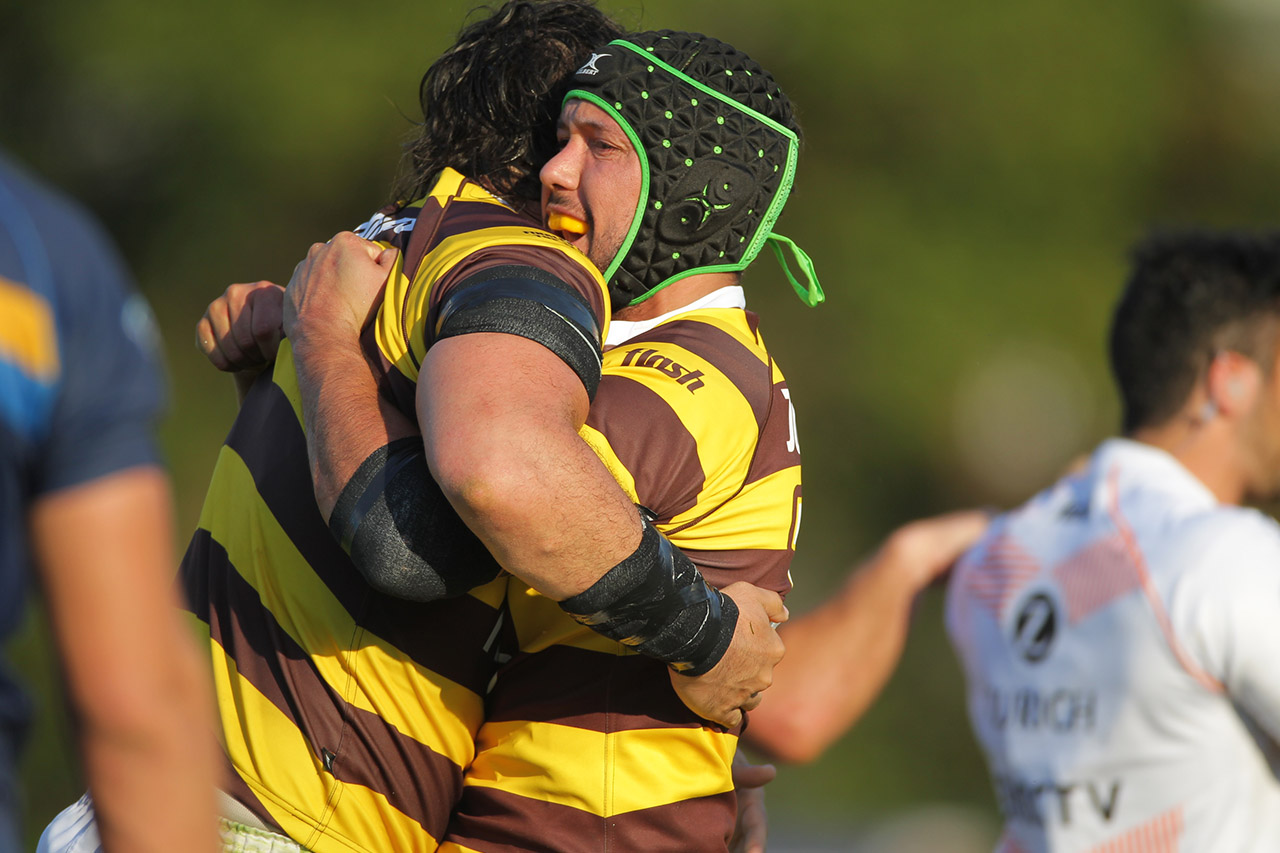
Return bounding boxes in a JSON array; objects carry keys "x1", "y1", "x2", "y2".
[{"x1": 548, "y1": 212, "x2": 588, "y2": 235}]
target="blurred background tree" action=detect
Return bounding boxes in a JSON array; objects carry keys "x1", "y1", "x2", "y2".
[{"x1": 3, "y1": 0, "x2": 1278, "y2": 848}]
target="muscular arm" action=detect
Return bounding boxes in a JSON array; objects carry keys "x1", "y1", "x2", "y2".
[
  {"x1": 744, "y1": 510, "x2": 989, "y2": 763},
  {"x1": 419, "y1": 331, "x2": 641, "y2": 598},
  {"x1": 283, "y1": 234, "x2": 782, "y2": 726},
  {"x1": 284, "y1": 234, "x2": 643, "y2": 592},
  {"x1": 290, "y1": 327, "x2": 418, "y2": 521},
  {"x1": 31, "y1": 468, "x2": 219, "y2": 853}
]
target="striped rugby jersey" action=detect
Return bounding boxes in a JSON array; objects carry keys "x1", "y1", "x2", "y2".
[
  {"x1": 442, "y1": 287, "x2": 802, "y2": 853},
  {"x1": 179, "y1": 168, "x2": 609, "y2": 853}
]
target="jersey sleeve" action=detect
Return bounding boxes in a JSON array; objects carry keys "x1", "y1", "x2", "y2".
[
  {"x1": 404, "y1": 230, "x2": 608, "y2": 398},
  {"x1": 582, "y1": 314, "x2": 800, "y2": 595},
  {"x1": 29, "y1": 185, "x2": 166, "y2": 495},
  {"x1": 1171, "y1": 510, "x2": 1280, "y2": 743}
]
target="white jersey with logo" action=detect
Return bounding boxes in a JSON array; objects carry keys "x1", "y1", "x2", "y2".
[{"x1": 946, "y1": 438, "x2": 1280, "y2": 852}]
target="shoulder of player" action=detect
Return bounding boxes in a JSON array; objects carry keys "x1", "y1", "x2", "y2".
[
  {"x1": 1166, "y1": 506, "x2": 1280, "y2": 574},
  {"x1": 356, "y1": 172, "x2": 603, "y2": 294},
  {"x1": 391, "y1": 219, "x2": 607, "y2": 337}
]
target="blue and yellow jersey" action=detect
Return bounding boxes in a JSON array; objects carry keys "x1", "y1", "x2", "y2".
[
  {"x1": 180, "y1": 168, "x2": 609, "y2": 853},
  {"x1": 0, "y1": 150, "x2": 165, "y2": 797},
  {"x1": 444, "y1": 295, "x2": 802, "y2": 853}
]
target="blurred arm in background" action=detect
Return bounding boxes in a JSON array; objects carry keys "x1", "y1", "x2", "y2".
[
  {"x1": 743, "y1": 510, "x2": 989, "y2": 764},
  {"x1": 32, "y1": 469, "x2": 220, "y2": 853}
]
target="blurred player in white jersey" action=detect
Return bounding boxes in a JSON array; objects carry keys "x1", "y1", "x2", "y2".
[{"x1": 947, "y1": 230, "x2": 1280, "y2": 852}]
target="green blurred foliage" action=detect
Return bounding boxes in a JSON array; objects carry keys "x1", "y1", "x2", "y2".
[{"x1": 4, "y1": 0, "x2": 1279, "y2": 845}]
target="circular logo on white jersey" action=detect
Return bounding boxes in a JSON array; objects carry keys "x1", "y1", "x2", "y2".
[{"x1": 1012, "y1": 592, "x2": 1058, "y2": 663}]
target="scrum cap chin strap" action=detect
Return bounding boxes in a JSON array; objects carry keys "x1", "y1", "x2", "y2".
[{"x1": 566, "y1": 31, "x2": 824, "y2": 309}]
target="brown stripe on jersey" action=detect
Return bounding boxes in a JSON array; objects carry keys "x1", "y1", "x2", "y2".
[
  {"x1": 223, "y1": 380, "x2": 501, "y2": 695},
  {"x1": 446, "y1": 787, "x2": 736, "y2": 853},
  {"x1": 195, "y1": 528, "x2": 463, "y2": 838},
  {"x1": 631, "y1": 317, "x2": 772, "y2": 429},
  {"x1": 431, "y1": 199, "x2": 538, "y2": 245},
  {"x1": 686, "y1": 547, "x2": 793, "y2": 596},
  {"x1": 745, "y1": 380, "x2": 801, "y2": 488},
  {"x1": 220, "y1": 764, "x2": 288, "y2": 836},
  {"x1": 485, "y1": 645, "x2": 708, "y2": 730},
  {"x1": 357, "y1": 319, "x2": 417, "y2": 416},
  {"x1": 395, "y1": 199, "x2": 440, "y2": 281},
  {"x1": 585, "y1": 374, "x2": 704, "y2": 520},
  {"x1": 378, "y1": 362, "x2": 417, "y2": 417},
  {"x1": 178, "y1": 527, "x2": 211, "y2": 621}
]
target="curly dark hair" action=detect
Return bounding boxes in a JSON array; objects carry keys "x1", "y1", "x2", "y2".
[
  {"x1": 1110, "y1": 229, "x2": 1280, "y2": 433},
  {"x1": 391, "y1": 0, "x2": 622, "y2": 206}
]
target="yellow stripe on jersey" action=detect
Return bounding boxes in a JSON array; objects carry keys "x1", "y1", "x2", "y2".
[
  {"x1": 380, "y1": 225, "x2": 607, "y2": 382},
  {"x1": 465, "y1": 720, "x2": 737, "y2": 816},
  {"x1": 212, "y1": 644, "x2": 439, "y2": 853},
  {"x1": 199, "y1": 446, "x2": 483, "y2": 763},
  {"x1": 604, "y1": 336, "x2": 760, "y2": 526},
  {"x1": 271, "y1": 341, "x2": 305, "y2": 429},
  {"x1": 669, "y1": 468, "x2": 800, "y2": 552},
  {"x1": 506, "y1": 580, "x2": 638, "y2": 655},
  {"x1": 370, "y1": 248, "x2": 413, "y2": 382},
  {"x1": 426, "y1": 168, "x2": 496, "y2": 205},
  {"x1": 577, "y1": 423, "x2": 639, "y2": 504},
  {"x1": 0, "y1": 275, "x2": 59, "y2": 379}
]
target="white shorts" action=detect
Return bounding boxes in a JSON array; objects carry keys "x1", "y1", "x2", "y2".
[{"x1": 37, "y1": 792, "x2": 308, "y2": 853}]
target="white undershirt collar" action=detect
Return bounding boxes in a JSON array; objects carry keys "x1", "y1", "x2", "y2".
[{"x1": 605, "y1": 285, "x2": 746, "y2": 347}]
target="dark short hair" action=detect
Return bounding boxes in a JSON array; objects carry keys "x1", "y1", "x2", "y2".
[
  {"x1": 1109, "y1": 229, "x2": 1280, "y2": 433},
  {"x1": 392, "y1": 0, "x2": 623, "y2": 205}
]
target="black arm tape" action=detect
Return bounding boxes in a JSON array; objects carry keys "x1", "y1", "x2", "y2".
[
  {"x1": 558, "y1": 519, "x2": 738, "y2": 676},
  {"x1": 328, "y1": 437, "x2": 502, "y2": 602},
  {"x1": 435, "y1": 264, "x2": 603, "y2": 400}
]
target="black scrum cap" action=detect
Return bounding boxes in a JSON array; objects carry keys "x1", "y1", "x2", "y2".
[{"x1": 566, "y1": 31, "x2": 823, "y2": 309}]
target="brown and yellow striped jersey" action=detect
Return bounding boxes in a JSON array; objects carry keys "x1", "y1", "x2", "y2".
[
  {"x1": 442, "y1": 291, "x2": 802, "y2": 853},
  {"x1": 179, "y1": 168, "x2": 609, "y2": 853}
]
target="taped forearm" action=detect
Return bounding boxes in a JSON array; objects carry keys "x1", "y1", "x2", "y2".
[
  {"x1": 328, "y1": 438, "x2": 502, "y2": 601},
  {"x1": 559, "y1": 519, "x2": 738, "y2": 675}
]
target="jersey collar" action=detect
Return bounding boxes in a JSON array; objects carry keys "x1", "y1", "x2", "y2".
[
  {"x1": 1091, "y1": 437, "x2": 1219, "y2": 508},
  {"x1": 604, "y1": 285, "x2": 746, "y2": 347}
]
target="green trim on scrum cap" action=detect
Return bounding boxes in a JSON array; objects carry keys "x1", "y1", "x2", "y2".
[
  {"x1": 560, "y1": 90, "x2": 651, "y2": 287},
  {"x1": 620, "y1": 41, "x2": 799, "y2": 139},
  {"x1": 606, "y1": 39, "x2": 801, "y2": 306}
]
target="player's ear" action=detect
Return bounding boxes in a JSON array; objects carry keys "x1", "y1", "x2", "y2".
[{"x1": 1205, "y1": 349, "x2": 1262, "y2": 417}]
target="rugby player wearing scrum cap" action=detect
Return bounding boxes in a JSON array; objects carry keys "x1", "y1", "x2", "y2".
[
  {"x1": 433, "y1": 30, "x2": 823, "y2": 852},
  {"x1": 194, "y1": 22, "x2": 822, "y2": 852}
]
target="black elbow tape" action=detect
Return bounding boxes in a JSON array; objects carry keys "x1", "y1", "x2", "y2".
[
  {"x1": 328, "y1": 437, "x2": 502, "y2": 601},
  {"x1": 558, "y1": 520, "x2": 738, "y2": 676},
  {"x1": 435, "y1": 265, "x2": 603, "y2": 400}
]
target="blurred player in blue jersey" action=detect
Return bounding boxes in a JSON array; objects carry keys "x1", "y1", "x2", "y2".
[{"x1": 0, "y1": 150, "x2": 217, "y2": 852}]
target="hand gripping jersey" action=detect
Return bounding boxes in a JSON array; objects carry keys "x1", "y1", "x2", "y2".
[
  {"x1": 946, "y1": 439, "x2": 1280, "y2": 852},
  {"x1": 440, "y1": 286, "x2": 802, "y2": 853},
  {"x1": 0, "y1": 153, "x2": 165, "y2": 841},
  {"x1": 179, "y1": 169, "x2": 609, "y2": 853}
]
